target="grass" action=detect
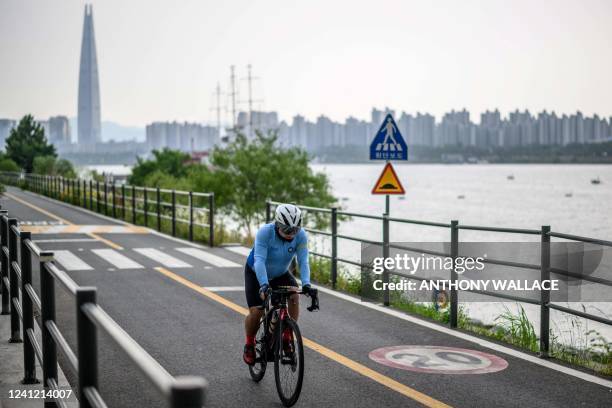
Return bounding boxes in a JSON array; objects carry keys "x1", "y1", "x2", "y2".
[
  {"x1": 494, "y1": 305, "x2": 539, "y2": 352},
  {"x1": 549, "y1": 306, "x2": 612, "y2": 376}
]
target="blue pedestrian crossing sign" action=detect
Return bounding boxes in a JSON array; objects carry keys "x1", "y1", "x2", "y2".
[{"x1": 369, "y1": 114, "x2": 407, "y2": 160}]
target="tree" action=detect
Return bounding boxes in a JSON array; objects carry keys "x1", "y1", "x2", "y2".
[
  {"x1": 125, "y1": 134, "x2": 338, "y2": 238},
  {"x1": 0, "y1": 153, "x2": 20, "y2": 172},
  {"x1": 208, "y1": 132, "x2": 337, "y2": 237},
  {"x1": 128, "y1": 149, "x2": 190, "y2": 185},
  {"x1": 32, "y1": 156, "x2": 56, "y2": 175},
  {"x1": 5, "y1": 114, "x2": 56, "y2": 172},
  {"x1": 33, "y1": 156, "x2": 77, "y2": 178},
  {"x1": 55, "y1": 159, "x2": 77, "y2": 178}
]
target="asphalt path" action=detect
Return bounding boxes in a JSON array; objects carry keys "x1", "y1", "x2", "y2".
[{"x1": 1, "y1": 186, "x2": 610, "y2": 408}]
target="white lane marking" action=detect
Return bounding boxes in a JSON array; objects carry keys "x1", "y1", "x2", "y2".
[
  {"x1": 176, "y1": 247, "x2": 240, "y2": 267},
  {"x1": 307, "y1": 281, "x2": 612, "y2": 389},
  {"x1": 203, "y1": 286, "x2": 245, "y2": 292},
  {"x1": 134, "y1": 248, "x2": 192, "y2": 268},
  {"x1": 92, "y1": 249, "x2": 144, "y2": 269},
  {"x1": 53, "y1": 250, "x2": 93, "y2": 271},
  {"x1": 224, "y1": 246, "x2": 251, "y2": 256},
  {"x1": 33, "y1": 238, "x2": 98, "y2": 243}
]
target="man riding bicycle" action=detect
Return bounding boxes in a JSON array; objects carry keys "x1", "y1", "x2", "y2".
[{"x1": 243, "y1": 203, "x2": 312, "y2": 365}]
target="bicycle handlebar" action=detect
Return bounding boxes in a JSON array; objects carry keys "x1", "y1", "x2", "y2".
[{"x1": 263, "y1": 286, "x2": 320, "y2": 312}]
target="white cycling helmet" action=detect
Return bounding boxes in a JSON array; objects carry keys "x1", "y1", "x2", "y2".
[{"x1": 274, "y1": 203, "x2": 302, "y2": 234}]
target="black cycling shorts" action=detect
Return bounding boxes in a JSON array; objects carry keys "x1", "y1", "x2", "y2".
[{"x1": 244, "y1": 263, "x2": 298, "y2": 308}]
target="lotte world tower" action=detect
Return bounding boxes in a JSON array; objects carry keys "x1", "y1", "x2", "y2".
[{"x1": 77, "y1": 4, "x2": 101, "y2": 145}]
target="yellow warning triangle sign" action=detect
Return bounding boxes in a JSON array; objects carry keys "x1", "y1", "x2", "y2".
[{"x1": 372, "y1": 163, "x2": 405, "y2": 195}]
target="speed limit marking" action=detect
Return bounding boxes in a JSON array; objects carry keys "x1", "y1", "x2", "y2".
[{"x1": 369, "y1": 345, "x2": 508, "y2": 374}]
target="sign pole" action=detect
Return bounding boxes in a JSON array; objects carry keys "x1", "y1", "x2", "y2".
[{"x1": 385, "y1": 160, "x2": 390, "y2": 215}]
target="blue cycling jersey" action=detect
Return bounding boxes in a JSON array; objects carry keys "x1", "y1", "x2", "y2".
[{"x1": 247, "y1": 223, "x2": 310, "y2": 287}]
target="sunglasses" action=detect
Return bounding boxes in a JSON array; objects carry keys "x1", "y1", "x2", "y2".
[{"x1": 278, "y1": 224, "x2": 300, "y2": 235}]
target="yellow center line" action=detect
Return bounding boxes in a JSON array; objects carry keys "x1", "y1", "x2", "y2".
[
  {"x1": 4, "y1": 192, "x2": 123, "y2": 250},
  {"x1": 88, "y1": 232, "x2": 123, "y2": 250},
  {"x1": 154, "y1": 266, "x2": 452, "y2": 408},
  {"x1": 5, "y1": 192, "x2": 72, "y2": 225}
]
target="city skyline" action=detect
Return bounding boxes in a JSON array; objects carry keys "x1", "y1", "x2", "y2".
[{"x1": 1, "y1": 0, "x2": 611, "y2": 127}]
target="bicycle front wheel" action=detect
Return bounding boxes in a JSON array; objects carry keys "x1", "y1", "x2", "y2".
[{"x1": 274, "y1": 318, "x2": 304, "y2": 407}]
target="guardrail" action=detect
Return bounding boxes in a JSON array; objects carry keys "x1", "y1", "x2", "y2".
[
  {"x1": 266, "y1": 200, "x2": 612, "y2": 358},
  {"x1": 0, "y1": 208, "x2": 207, "y2": 407},
  {"x1": 0, "y1": 172, "x2": 215, "y2": 247}
]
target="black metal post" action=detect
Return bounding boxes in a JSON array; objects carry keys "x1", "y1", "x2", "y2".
[
  {"x1": 40, "y1": 260, "x2": 58, "y2": 407},
  {"x1": 76, "y1": 287, "x2": 98, "y2": 408},
  {"x1": 157, "y1": 187, "x2": 161, "y2": 232},
  {"x1": 89, "y1": 180, "x2": 93, "y2": 210},
  {"x1": 171, "y1": 190, "x2": 176, "y2": 237},
  {"x1": 96, "y1": 182, "x2": 100, "y2": 213},
  {"x1": 104, "y1": 182, "x2": 109, "y2": 215},
  {"x1": 188, "y1": 192, "x2": 194, "y2": 242},
  {"x1": 8, "y1": 218, "x2": 21, "y2": 342},
  {"x1": 132, "y1": 185, "x2": 136, "y2": 224},
  {"x1": 112, "y1": 183, "x2": 117, "y2": 218},
  {"x1": 1, "y1": 215, "x2": 9, "y2": 315},
  {"x1": 540, "y1": 225, "x2": 551, "y2": 358},
  {"x1": 331, "y1": 207, "x2": 338, "y2": 290},
  {"x1": 209, "y1": 194, "x2": 214, "y2": 247},
  {"x1": 266, "y1": 201, "x2": 271, "y2": 223},
  {"x1": 382, "y1": 213, "x2": 390, "y2": 306},
  {"x1": 170, "y1": 377, "x2": 206, "y2": 408},
  {"x1": 121, "y1": 184, "x2": 126, "y2": 220},
  {"x1": 20, "y1": 231, "x2": 38, "y2": 384},
  {"x1": 144, "y1": 188, "x2": 149, "y2": 227},
  {"x1": 450, "y1": 220, "x2": 459, "y2": 328}
]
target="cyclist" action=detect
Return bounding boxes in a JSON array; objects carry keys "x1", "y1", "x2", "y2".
[{"x1": 243, "y1": 203, "x2": 312, "y2": 366}]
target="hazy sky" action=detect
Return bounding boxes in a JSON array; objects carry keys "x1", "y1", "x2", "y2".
[{"x1": 1, "y1": 0, "x2": 611, "y2": 127}]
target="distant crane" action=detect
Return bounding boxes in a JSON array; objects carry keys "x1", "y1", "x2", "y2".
[
  {"x1": 209, "y1": 82, "x2": 223, "y2": 140},
  {"x1": 240, "y1": 64, "x2": 263, "y2": 138}
]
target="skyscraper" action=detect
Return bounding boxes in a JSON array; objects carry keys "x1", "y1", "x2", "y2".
[{"x1": 77, "y1": 4, "x2": 101, "y2": 145}]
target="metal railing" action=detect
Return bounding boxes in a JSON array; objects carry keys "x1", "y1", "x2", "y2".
[
  {"x1": 266, "y1": 200, "x2": 612, "y2": 358},
  {"x1": 0, "y1": 172, "x2": 215, "y2": 247},
  {"x1": 0, "y1": 208, "x2": 207, "y2": 407}
]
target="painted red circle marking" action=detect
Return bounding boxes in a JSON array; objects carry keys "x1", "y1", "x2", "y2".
[{"x1": 369, "y1": 345, "x2": 508, "y2": 374}]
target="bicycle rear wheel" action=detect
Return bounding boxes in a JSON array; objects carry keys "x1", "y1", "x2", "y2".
[
  {"x1": 248, "y1": 318, "x2": 267, "y2": 382},
  {"x1": 274, "y1": 318, "x2": 304, "y2": 407}
]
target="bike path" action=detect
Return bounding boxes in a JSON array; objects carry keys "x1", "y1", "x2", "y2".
[{"x1": 1, "y1": 187, "x2": 610, "y2": 408}]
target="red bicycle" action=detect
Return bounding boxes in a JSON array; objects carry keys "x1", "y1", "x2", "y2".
[{"x1": 248, "y1": 286, "x2": 319, "y2": 407}]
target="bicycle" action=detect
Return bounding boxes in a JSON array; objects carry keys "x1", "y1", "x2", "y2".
[{"x1": 248, "y1": 286, "x2": 319, "y2": 407}]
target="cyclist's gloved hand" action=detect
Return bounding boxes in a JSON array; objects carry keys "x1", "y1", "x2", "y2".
[
  {"x1": 302, "y1": 284, "x2": 312, "y2": 296},
  {"x1": 259, "y1": 284, "x2": 270, "y2": 301}
]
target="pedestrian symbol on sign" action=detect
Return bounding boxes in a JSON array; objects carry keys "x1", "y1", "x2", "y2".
[
  {"x1": 377, "y1": 117, "x2": 402, "y2": 152},
  {"x1": 369, "y1": 114, "x2": 407, "y2": 160}
]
